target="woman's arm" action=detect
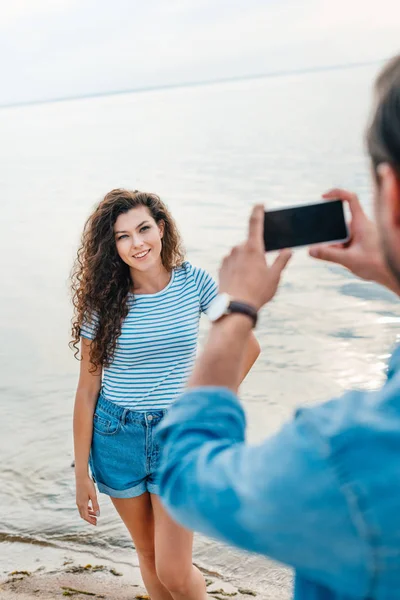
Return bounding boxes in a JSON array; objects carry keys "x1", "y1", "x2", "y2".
[{"x1": 73, "y1": 337, "x2": 102, "y2": 525}]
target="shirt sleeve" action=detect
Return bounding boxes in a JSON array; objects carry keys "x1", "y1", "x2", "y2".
[
  {"x1": 80, "y1": 311, "x2": 99, "y2": 340},
  {"x1": 190, "y1": 265, "x2": 218, "y2": 313},
  {"x1": 157, "y1": 387, "x2": 370, "y2": 595}
]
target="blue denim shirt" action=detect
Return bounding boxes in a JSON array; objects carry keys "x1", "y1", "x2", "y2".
[{"x1": 157, "y1": 346, "x2": 400, "y2": 599}]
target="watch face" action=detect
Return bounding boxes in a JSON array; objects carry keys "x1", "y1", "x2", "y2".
[{"x1": 207, "y1": 293, "x2": 230, "y2": 321}]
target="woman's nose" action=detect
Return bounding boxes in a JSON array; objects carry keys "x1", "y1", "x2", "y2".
[{"x1": 132, "y1": 236, "x2": 144, "y2": 249}]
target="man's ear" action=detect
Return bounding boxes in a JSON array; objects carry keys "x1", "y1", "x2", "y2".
[{"x1": 377, "y1": 163, "x2": 400, "y2": 227}]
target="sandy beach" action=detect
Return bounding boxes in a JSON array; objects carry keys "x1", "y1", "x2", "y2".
[{"x1": 0, "y1": 541, "x2": 291, "y2": 600}]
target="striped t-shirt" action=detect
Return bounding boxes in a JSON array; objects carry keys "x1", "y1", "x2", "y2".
[{"x1": 80, "y1": 261, "x2": 218, "y2": 410}]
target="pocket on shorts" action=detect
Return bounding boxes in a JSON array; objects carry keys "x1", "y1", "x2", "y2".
[{"x1": 93, "y1": 410, "x2": 121, "y2": 436}]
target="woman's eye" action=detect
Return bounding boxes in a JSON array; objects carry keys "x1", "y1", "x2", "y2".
[
  {"x1": 140, "y1": 226, "x2": 150, "y2": 233},
  {"x1": 117, "y1": 234, "x2": 129, "y2": 240}
]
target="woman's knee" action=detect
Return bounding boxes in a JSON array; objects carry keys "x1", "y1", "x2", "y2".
[{"x1": 156, "y1": 559, "x2": 192, "y2": 594}]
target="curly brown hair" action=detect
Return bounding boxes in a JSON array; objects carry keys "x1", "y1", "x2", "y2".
[{"x1": 70, "y1": 189, "x2": 185, "y2": 370}]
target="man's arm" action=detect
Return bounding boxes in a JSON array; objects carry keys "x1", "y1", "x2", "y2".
[
  {"x1": 157, "y1": 205, "x2": 372, "y2": 595},
  {"x1": 189, "y1": 315, "x2": 253, "y2": 392},
  {"x1": 157, "y1": 386, "x2": 370, "y2": 594},
  {"x1": 188, "y1": 205, "x2": 291, "y2": 391}
]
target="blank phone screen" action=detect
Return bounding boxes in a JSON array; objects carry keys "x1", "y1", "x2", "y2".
[{"x1": 264, "y1": 200, "x2": 348, "y2": 252}]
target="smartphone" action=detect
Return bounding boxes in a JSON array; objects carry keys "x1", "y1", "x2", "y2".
[{"x1": 263, "y1": 199, "x2": 349, "y2": 252}]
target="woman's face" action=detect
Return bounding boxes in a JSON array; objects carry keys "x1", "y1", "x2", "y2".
[{"x1": 114, "y1": 206, "x2": 164, "y2": 272}]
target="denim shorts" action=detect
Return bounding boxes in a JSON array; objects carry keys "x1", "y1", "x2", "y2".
[{"x1": 89, "y1": 394, "x2": 166, "y2": 498}]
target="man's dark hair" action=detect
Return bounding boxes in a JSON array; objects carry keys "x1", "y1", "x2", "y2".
[{"x1": 367, "y1": 55, "x2": 400, "y2": 176}]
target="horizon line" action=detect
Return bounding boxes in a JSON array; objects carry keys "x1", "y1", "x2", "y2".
[{"x1": 0, "y1": 57, "x2": 386, "y2": 111}]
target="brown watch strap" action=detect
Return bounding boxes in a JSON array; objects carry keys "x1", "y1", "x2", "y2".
[{"x1": 227, "y1": 301, "x2": 258, "y2": 327}]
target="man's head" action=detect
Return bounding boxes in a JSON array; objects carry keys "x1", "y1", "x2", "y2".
[{"x1": 367, "y1": 55, "x2": 400, "y2": 283}]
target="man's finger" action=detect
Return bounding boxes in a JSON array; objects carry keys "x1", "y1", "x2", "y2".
[
  {"x1": 323, "y1": 188, "x2": 355, "y2": 201},
  {"x1": 247, "y1": 204, "x2": 265, "y2": 252},
  {"x1": 309, "y1": 245, "x2": 347, "y2": 266},
  {"x1": 322, "y1": 188, "x2": 363, "y2": 219},
  {"x1": 270, "y1": 249, "x2": 292, "y2": 279}
]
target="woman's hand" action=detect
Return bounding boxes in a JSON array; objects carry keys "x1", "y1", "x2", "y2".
[
  {"x1": 309, "y1": 189, "x2": 400, "y2": 294},
  {"x1": 76, "y1": 475, "x2": 100, "y2": 526}
]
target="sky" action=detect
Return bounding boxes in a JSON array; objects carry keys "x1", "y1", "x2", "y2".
[{"x1": 1, "y1": 0, "x2": 400, "y2": 106}]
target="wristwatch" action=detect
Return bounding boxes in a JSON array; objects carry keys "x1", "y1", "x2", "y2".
[{"x1": 207, "y1": 293, "x2": 258, "y2": 328}]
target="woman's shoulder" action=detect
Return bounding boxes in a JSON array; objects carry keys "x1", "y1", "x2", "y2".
[
  {"x1": 172, "y1": 262, "x2": 217, "y2": 310},
  {"x1": 175, "y1": 260, "x2": 208, "y2": 279},
  {"x1": 175, "y1": 261, "x2": 215, "y2": 289}
]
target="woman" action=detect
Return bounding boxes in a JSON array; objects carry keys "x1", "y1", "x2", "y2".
[{"x1": 71, "y1": 189, "x2": 260, "y2": 600}]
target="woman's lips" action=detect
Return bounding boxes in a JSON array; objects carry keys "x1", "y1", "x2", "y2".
[{"x1": 133, "y1": 249, "x2": 151, "y2": 260}]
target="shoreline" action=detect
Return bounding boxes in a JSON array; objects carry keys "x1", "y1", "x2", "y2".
[{"x1": 0, "y1": 541, "x2": 291, "y2": 600}]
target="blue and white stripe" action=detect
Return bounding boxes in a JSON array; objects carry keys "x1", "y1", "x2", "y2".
[{"x1": 81, "y1": 261, "x2": 217, "y2": 410}]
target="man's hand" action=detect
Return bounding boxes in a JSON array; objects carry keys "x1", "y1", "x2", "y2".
[
  {"x1": 309, "y1": 189, "x2": 399, "y2": 294},
  {"x1": 219, "y1": 205, "x2": 292, "y2": 310}
]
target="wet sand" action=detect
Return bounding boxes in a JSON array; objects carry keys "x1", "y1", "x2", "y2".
[{"x1": 0, "y1": 542, "x2": 291, "y2": 600}]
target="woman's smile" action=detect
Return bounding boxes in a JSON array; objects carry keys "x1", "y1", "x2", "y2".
[{"x1": 133, "y1": 249, "x2": 151, "y2": 260}]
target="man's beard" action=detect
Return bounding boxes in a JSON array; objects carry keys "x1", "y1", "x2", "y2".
[
  {"x1": 381, "y1": 232, "x2": 400, "y2": 284},
  {"x1": 376, "y1": 198, "x2": 400, "y2": 285}
]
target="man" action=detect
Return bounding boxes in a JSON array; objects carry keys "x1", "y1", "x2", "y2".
[{"x1": 157, "y1": 55, "x2": 400, "y2": 599}]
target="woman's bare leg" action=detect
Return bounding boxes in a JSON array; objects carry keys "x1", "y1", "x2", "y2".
[
  {"x1": 151, "y1": 494, "x2": 207, "y2": 600},
  {"x1": 112, "y1": 493, "x2": 173, "y2": 600}
]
